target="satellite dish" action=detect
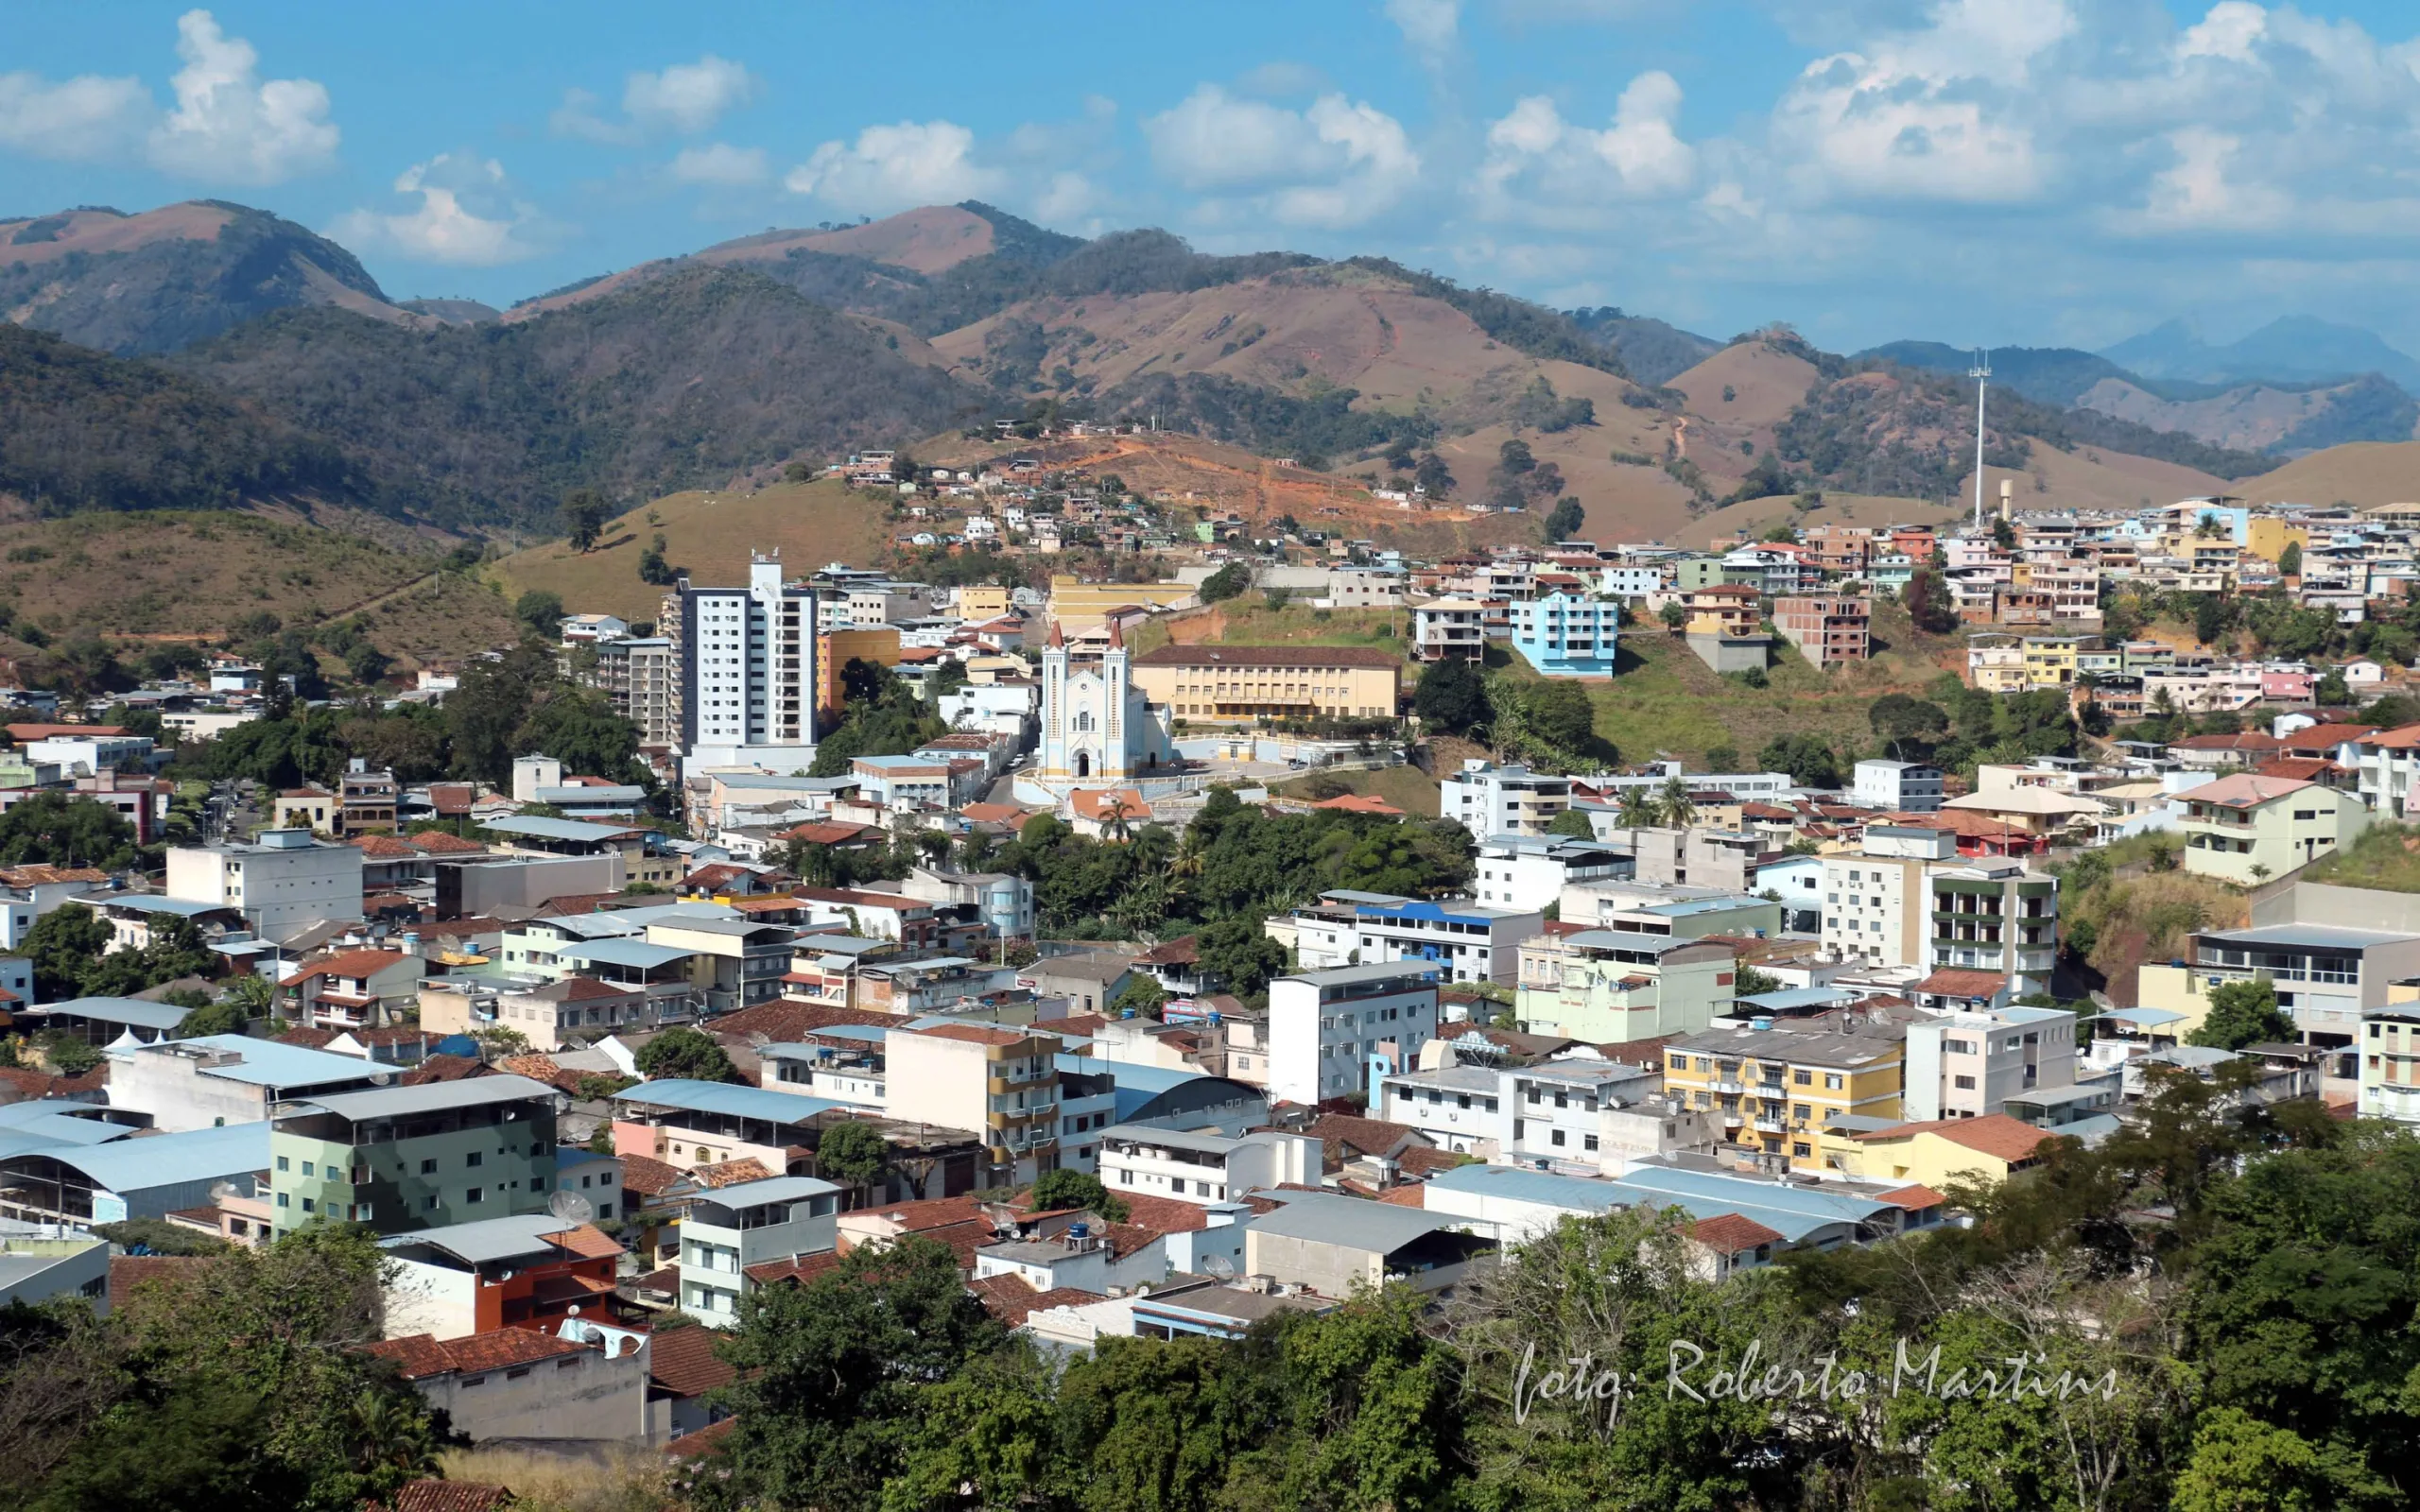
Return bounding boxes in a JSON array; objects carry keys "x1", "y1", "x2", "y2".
[
  {"x1": 208, "y1": 1180, "x2": 237, "y2": 1205},
  {"x1": 548, "y1": 1189, "x2": 596, "y2": 1223},
  {"x1": 1201, "y1": 1254, "x2": 1234, "y2": 1278}
]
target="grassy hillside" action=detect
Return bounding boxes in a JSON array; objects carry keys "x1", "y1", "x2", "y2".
[
  {"x1": 489, "y1": 477, "x2": 899, "y2": 625},
  {"x1": 1504, "y1": 600, "x2": 1964, "y2": 766},
  {"x1": 0, "y1": 509, "x2": 511, "y2": 670},
  {"x1": 2236, "y1": 441, "x2": 2420, "y2": 509},
  {"x1": 1131, "y1": 599, "x2": 1409, "y2": 658}
]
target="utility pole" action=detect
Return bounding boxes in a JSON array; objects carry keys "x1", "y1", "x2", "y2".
[{"x1": 1969, "y1": 350, "x2": 1992, "y2": 532}]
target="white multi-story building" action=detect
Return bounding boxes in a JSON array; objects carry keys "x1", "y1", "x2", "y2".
[
  {"x1": 1095, "y1": 1125, "x2": 1320, "y2": 1204},
  {"x1": 1267, "y1": 963, "x2": 1440, "y2": 1106},
  {"x1": 164, "y1": 829, "x2": 364, "y2": 940},
  {"x1": 1280, "y1": 891, "x2": 1545, "y2": 986},
  {"x1": 1442, "y1": 761, "x2": 1571, "y2": 837},
  {"x1": 1472, "y1": 834, "x2": 1629, "y2": 911},
  {"x1": 1412, "y1": 598, "x2": 1489, "y2": 662},
  {"x1": 1854, "y1": 760, "x2": 1945, "y2": 814},
  {"x1": 663, "y1": 556, "x2": 818, "y2": 775},
  {"x1": 678, "y1": 1176, "x2": 840, "y2": 1327},
  {"x1": 1903, "y1": 1005, "x2": 2083, "y2": 1121},
  {"x1": 1819, "y1": 823, "x2": 1959, "y2": 970},
  {"x1": 1599, "y1": 565, "x2": 1666, "y2": 600}
]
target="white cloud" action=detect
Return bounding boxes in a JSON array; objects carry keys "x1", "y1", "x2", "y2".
[
  {"x1": 2178, "y1": 1, "x2": 2267, "y2": 63},
  {"x1": 1767, "y1": 0, "x2": 2074, "y2": 203},
  {"x1": 624, "y1": 56, "x2": 754, "y2": 134},
  {"x1": 329, "y1": 154, "x2": 540, "y2": 266},
  {"x1": 1145, "y1": 85, "x2": 1420, "y2": 227},
  {"x1": 1386, "y1": 0, "x2": 1461, "y2": 64},
  {"x1": 784, "y1": 120, "x2": 1006, "y2": 215},
  {"x1": 669, "y1": 142, "x2": 769, "y2": 187},
  {"x1": 0, "y1": 71, "x2": 150, "y2": 163},
  {"x1": 1478, "y1": 73, "x2": 1698, "y2": 219},
  {"x1": 553, "y1": 54, "x2": 755, "y2": 144},
  {"x1": 146, "y1": 9, "x2": 337, "y2": 184}
]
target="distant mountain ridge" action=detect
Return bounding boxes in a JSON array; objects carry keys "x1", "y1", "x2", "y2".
[
  {"x1": 0, "y1": 201, "x2": 412, "y2": 354},
  {"x1": 2100, "y1": 316, "x2": 2420, "y2": 391}
]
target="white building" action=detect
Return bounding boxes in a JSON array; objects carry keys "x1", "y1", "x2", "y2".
[
  {"x1": 664, "y1": 557, "x2": 819, "y2": 776},
  {"x1": 1379, "y1": 1064, "x2": 1510, "y2": 1153},
  {"x1": 1441, "y1": 761, "x2": 1572, "y2": 837},
  {"x1": 1819, "y1": 823, "x2": 1959, "y2": 970},
  {"x1": 1903, "y1": 1005, "x2": 2083, "y2": 1122},
  {"x1": 1854, "y1": 760, "x2": 1945, "y2": 814},
  {"x1": 164, "y1": 829, "x2": 364, "y2": 940},
  {"x1": 1096, "y1": 1125, "x2": 1320, "y2": 1204},
  {"x1": 1267, "y1": 963, "x2": 1441, "y2": 1106},
  {"x1": 109, "y1": 1035, "x2": 386, "y2": 1132},
  {"x1": 26, "y1": 734, "x2": 153, "y2": 777},
  {"x1": 1282, "y1": 891, "x2": 1545, "y2": 986},
  {"x1": 1472, "y1": 834, "x2": 1629, "y2": 911},
  {"x1": 678, "y1": 1176, "x2": 840, "y2": 1327}
]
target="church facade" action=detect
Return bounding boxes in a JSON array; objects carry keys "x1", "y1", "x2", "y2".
[{"x1": 1017, "y1": 621, "x2": 1176, "y2": 802}]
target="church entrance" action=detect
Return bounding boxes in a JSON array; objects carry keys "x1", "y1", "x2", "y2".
[{"x1": 1075, "y1": 751, "x2": 1092, "y2": 777}]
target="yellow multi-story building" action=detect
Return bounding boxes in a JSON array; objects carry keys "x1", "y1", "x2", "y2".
[
  {"x1": 2019, "y1": 636, "x2": 2089, "y2": 689},
  {"x1": 1834, "y1": 1112, "x2": 2054, "y2": 1189},
  {"x1": 957, "y1": 585, "x2": 1014, "y2": 620},
  {"x1": 2245, "y1": 517, "x2": 2312, "y2": 568},
  {"x1": 1661, "y1": 1022, "x2": 1905, "y2": 1173},
  {"x1": 816, "y1": 627, "x2": 904, "y2": 722},
  {"x1": 1130, "y1": 644, "x2": 1403, "y2": 725},
  {"x1": 1046, "y1": 576, "x2": 1199, "y2": 635}
]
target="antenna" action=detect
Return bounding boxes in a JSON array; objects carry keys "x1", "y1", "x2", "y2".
[{"x1": 1969, "y1": 349, "x2": 1992, "y2": 531}]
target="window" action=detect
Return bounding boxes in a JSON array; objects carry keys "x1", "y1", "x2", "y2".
[
  {"x1": 1583, "y1": 1134, "x2": 1599, "y2": 1152},
  {"x1": 1793, "y1": 1069, "x2": 1811, "y2": 1086},
  {"x1": 466, "y1": 1152, "x2": 482, "y2": 1168},
  {"x1": 424, "y1": 1195, "x2": 440, "y2": 1211},
  {"x1": 276, "y1": 1155, "x2": 289, "y2": 1172},
  {"x1": 421, "y1": 1159, "x2": 438, "y2": 1175},
  {"x1": 1549, "y1": 1129, "x2": 1566, "y2": 1147},
  {"x1": 1792, "y1": 1143, "x2": 1812, "y2": 1159},
  {"x1": 1824, "y1": 1074, "x2": 1843, "y2": 1091},
  {"x1": 300, "y1": 1161, "x2": 315, "y2": 1177},
  {"x1": 466, "y1": 1187, "x2": 484, "y2": 1205},
  {"x1": 1954, "y1": 1074, "x2": 1978, "y2": 1090},
  {"x1": 275, "y1": 1192, "x2": 289, "y2": 1208},
  {"x1": 300, "y1": 1197, "x2": 315, "y2": 1213}
]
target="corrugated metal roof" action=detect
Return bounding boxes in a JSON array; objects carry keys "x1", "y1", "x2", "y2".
[
  {"x1": 613, "y1": 1078, "x2": 846, "y2": 1122},
  {"x1": 481, "y1": 816, "x2": 643, "y2": 842},
  {"x1": 555, "y1": 938, "x2": 696, "y2": 969},
  {"x1": 380, "y1": 1214, "x2": 581, "y2": 1265},
  {"x1": 31, "y1": 997, "x2": 188, "y2": 1030},
  {"x1": 285, "y1": 1074, "x2": 559, "y2": 1121},
  {"x1": 1246, "y1": 1190, "x2": 1464, "y2": 1251},
  {"x1": 29, "y1": 1121, "x2": 270, "y2": 1193},
  {"x1": 687, "y1": 1176, "x2": 840, "y2": 1212},
  {"x1": 126, "y1": 1035, "x2": 389, "y2": 1090}
]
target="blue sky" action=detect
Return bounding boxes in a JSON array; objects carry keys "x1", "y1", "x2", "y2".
[{"x1": 7, "y1": 1, "x2": 2420, "y2": 353}]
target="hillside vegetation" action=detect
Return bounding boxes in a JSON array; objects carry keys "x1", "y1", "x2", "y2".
[{"x1": 177, "y1": 266, "x2": 981, "y2": 528}]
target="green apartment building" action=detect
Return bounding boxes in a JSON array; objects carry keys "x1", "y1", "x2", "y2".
[
  {"x1": 268, "y1": 1075, "x2": 563, "y2": 1240},
  {"x1": 1927, "y1": 861, "x2": 2060, "y2": 1000}
]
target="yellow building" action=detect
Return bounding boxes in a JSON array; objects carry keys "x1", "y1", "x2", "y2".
[
  {"x1": 2019, "y1": 636, "x2": 2087, "y2": 689},
  {"x1": 1129, "y1": 644, "x2": 1403, "y2": 725},
  {"x1": 1966, "y1": 643, "x2": 2027, "y2": 693},
  {"x1": 1838, "y1": 1112, "x2": 2054, "y2": 1189},
  {"x1": 1046, "y1": 576, "x2": 1198, "y2": 635},
  {"x1": 817, "y1": 627, "x2": 904, "y2": 722},
  {"x1": 1661, "y1": 1023, "x2": 1905, "y2": 1172},
  {"x1": 2245, "y1": 517, "x2": 2311, "y2": 568},
  {"x1": 1681, "y1": 585, "x2": 1762, "y2": 638},
  {"x1": 957, "y1": 585, "x2": 1013, "y2": 620}
]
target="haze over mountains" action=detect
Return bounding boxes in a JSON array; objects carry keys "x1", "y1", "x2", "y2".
[{"x1": 2, "y1": 195, "x2": 2413, "y2": 542}]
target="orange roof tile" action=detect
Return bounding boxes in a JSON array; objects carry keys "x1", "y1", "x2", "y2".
[
  {"x1": 366, "y1": 1329, "x2": 591, "y2": 1380},
  {"x1": 1912, "y1": 968, "x2": 2010, "y2": 1000},
  {"x1": 1856, "y1": 1112, "x2": 2053, "y2": 1163},
  {"x1": 697, "y1": 1158, "x2": 778, "y2": 1188},
  {"x1": 645, "y1": 1325, "x2": 736, "y2": 1398},
  {"x1": 1875, "y1": 1184, "x2": 1949, "y2": 1210},
  {"x1": 1690, "y1": 1213, "x2": 1785, "y2": 1252}
]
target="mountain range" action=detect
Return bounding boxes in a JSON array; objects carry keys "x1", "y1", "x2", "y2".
[{"x1": 2, "y1": 195, "x2": 2410, "y2": 541}]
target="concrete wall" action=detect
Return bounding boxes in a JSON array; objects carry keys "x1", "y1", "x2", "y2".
[
  {"x1": 1245, "y1": 1229, "x2": 1380, "y2": 1297},
  {"x1": 412, "y1": 1339, "x2": 648, "y2": 1444},
  {"x1": 383, "y1": 1259, "x2": 478, "y2": 1340},
  {"x1": 440, "y1": 855, "x2": 622, "y2": 919}
]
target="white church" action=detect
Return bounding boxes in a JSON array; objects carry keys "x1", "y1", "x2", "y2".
[{"x1": 1013, "y1": 619, "x2": 1178, "y2": 804}]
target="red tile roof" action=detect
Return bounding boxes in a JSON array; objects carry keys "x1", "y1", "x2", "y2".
[
  {"x1": 108, "y1": 1253, "x2": 212, "y2": 1311},
  {"x1": 743, "y1": 1249, "x2": 845, "y2": 1287},
  {"x1": 2278, "y1": 722, "x2": 2375, "y2": 751},
  {"x1": 280, "y1": 948, "x2": 408, "y2": 988},
  {"x1": 1689, "y1": 1213, "x2": 1785, "y2": 1252},
  {"x1": 1912, "y1": 969, "x2": 2009, "y2": 1000},
  {"x1": 1070, "y1": 787, "x2": 1151, "y2": 823},
  {"x1": 1377, "y1": 1183, "x2": 1426, "y2": 1207},
  {"x1": 645, "y1": 1325, "x2": 736, "y2": 1398},
  {"x1": 373, "y1": 1482, "x2": 514, "y2": 1512},
  {"x1": 2169, "y1": 731, "x2": 2284, "y2": 753},
  {"x1": 707, "y1": 1001, "x2": 898, "y2": 1041},
  {"x1": 1312, "y1": 793, "x2": 1406, "y2": 816},
  {"x1": 1131, "y1": 644, "x2": 1403, "y2": 669},
  {"x1": 617, "y1": 1153, "x2": 686, "y2": 1197},
  {"x1": 1875, "y1": 1184, "x2": 1950, "y2": 1210},
  {"x1": 366, "y1": 1329, "x2": 592, "y2": 1380},
  {"x1": 1856, "y1": 1112, "x2": 2054, "y2": 1162},
  {"x1": 697, "y1": 1158, "x2": 777, "y2": 1188},
  {"x1": 407, "y1": 830, "x2": 488, "y2": 855},
  {"x1": 967, "y1": 1275, "x2": 1106, "y2": 1326},
  {"x1": 401, "y1": 1055, "x2": 484, "y2": 1085},
  {"x1": 2182, "y1": 772, "x2": 2315, "y2": 808},
  {"x1": 662, "y1": 1416, "x2": 739, "y2": 1458},
  {"x1": 913, "y1": 1023, "x2": 1029, "y2": 1047}
]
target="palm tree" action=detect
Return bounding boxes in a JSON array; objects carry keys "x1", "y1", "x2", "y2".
[
  {"x1": 1616, "y1": 787, "x2": 1663, "y2": 830},
  {"x1": 1102, "y1": 801, "x2": 1137, "y2": 846},
  {"x1": 1658, "y1": 775, "x2": 1698, "y2": 829}
]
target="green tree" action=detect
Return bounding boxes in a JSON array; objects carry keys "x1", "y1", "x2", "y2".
[
  {"x1": 1541, "y1": 497, "x2": 1584, "y2": 542},
  {"x1": 1734, "y1": 964, "x2": 1783, "y2": 997},
  {"x1": 1198, "y1": 562, "x2": 1251, "y2": 603},
  {"x1": 560, "y1": 488, "x2": 611, "y2": 553},
  {"x1": 1991, "y1": 515, "x2": 2017, "y2": 552},
  {"x1": 1546, "y1": 809, "x2": 1598, "y2": 839},
  {"x1": 2277, "y1": 541, "x2": 2303, "y2": 577},
  {"x1": 1412, "y1": 452, "x2": 1454, "y2": 498},
  {"x1": 632, "y1": 1025, "x2": 737, "y2": 1083},
  {"x1": 1520, "y1": 680, "x2": 1598, "y2": 753},
  {"x1": 22, "y1": 905, "x2": 112, "y2": 1004},
  {"x1": 2187, "y1": 978, "x2": 2295, "y2": 1051},
  {"x1": 1759, "y1": 731, "x2": 1843, "y2": 788},
  {"x1": 1108, "y1": 977, "x2": 1167, "y2": 1019},
  {"x1": 814, "y1": 1119, "x2": 891, "y2": 1197},
  {"x1": 173, "y1": 997, "x2": 250, "y2": 1039},
  {"x1": 1411, "y1": 657, "x2": 1489, "y2": 735},
  {"x1": 716, "y1": 1235, "x2": 1011, "y2": 1511},
  {"x1": 1869, "y1": 692, "x2": 1950, "y2": 758},
  {"x1": 513, "y1": 589, "x2": 565, "y2": 642},
  {"x1": 1027, "y1": 1168, "x2": 1130, "y2": 1223},
  {"x1": 0, "y1": 794, "x2": 138, "y2": 871},
  {"x1": 1658, "y1": 600, "x2": 1687, "y2": 630},
  {"x1": 1194, "y1": 913, "x2": 1288, "y2": 1000}
]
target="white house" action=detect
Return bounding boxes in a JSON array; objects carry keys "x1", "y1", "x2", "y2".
[{"x1": 1267, "y1": 963, "x2": 1441, "y2": 1106}]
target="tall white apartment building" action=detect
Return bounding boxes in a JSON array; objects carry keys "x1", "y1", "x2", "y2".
[
  {"x1": 664, "y1": 557, "x2": 818, "y2": 775},
  {"x1": 1441, "y1": 761, "x2": 1572, "y2": 837},
  {"x1": 164, "y1": 829, "x2": 365, "y2": 940},
  {"x1": 1819, "y1": 823, "x2": 1958, "y2": 970},
  {"x1": 1267, "y1": 963, "x2": 1441, "y2": 1106}
]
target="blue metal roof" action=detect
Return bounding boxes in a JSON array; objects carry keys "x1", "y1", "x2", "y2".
[
  {"x1": 1425, "y1": 1161, "x2": 1633, "y2": 1213},
  {"x1": 130, "y1": 1035, "x2": 389, "y2": 1090},
  {"x1": 614, "y1": 1078, "x2": 845, "y2": 1122},
  {"x1": 32, "y1": 1121, "x2": 271, "y2": 1194},
  {"x1": 482, "y1": 816, "x2": 644, "y2": 842},
  {"x1": 32, "y1": 997, "x2": 189, "y2": 1030}
]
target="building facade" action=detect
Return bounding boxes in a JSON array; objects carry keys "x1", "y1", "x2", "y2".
[{"x1": 663, "y1": 556, "x2": 819, "y2": 775}]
